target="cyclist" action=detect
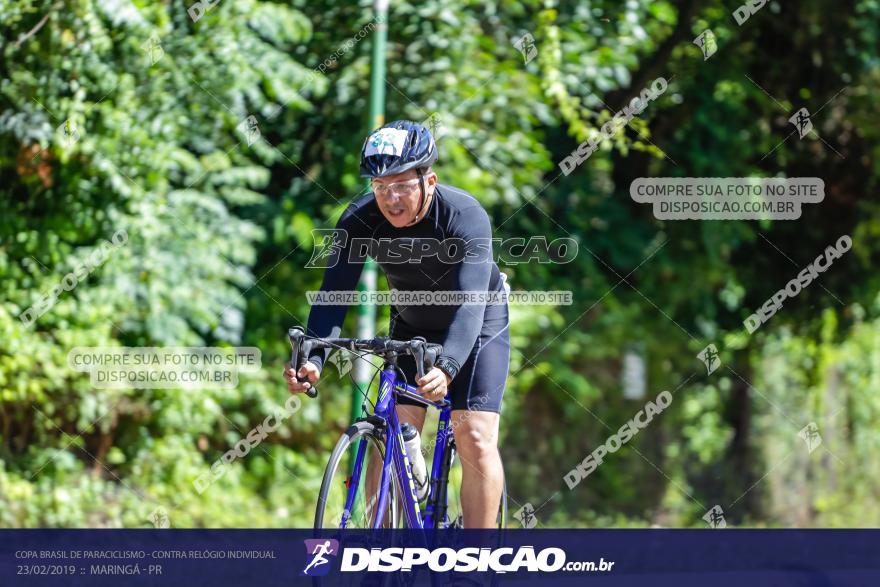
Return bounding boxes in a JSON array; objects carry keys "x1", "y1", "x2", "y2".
[{"x1": 284, "y1": 120, "x2": 510, "y2": 528}]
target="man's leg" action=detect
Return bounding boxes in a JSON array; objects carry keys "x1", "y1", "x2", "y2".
[
  {"x1": 397, "y1": 403, "x2": 427, "y2": 432},
  {"x1": 451, "y1": 409, "x2": 503, "y2": 528}
]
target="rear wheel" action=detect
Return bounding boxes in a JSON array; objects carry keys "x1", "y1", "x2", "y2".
[{"x1": 314, "y1": 421, "x2": 399, "y2": 529}]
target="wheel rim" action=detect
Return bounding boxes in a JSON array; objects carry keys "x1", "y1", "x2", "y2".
[{"x1": 316, "y1": 430, "x2": 399, "y2": 529}]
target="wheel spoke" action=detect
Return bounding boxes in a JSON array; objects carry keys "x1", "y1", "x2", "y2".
[{"x1": 315, "y1": 426, "x2": 399, "y2": 529}]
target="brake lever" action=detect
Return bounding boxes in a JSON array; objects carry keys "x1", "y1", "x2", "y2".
[
  {"x1": 288, "y1": 327, "x2": 318, "y2": 398},
  {"x1": 424, "y1": 344, "x2": 442, "y2": 373},
  {"x1": 411, "y1": 337, "x2": 427, "y2": 380}
]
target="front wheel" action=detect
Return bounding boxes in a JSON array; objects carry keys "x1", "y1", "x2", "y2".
[{"x1": 314, "y1": 421, "x2": 399, "y2": 529}]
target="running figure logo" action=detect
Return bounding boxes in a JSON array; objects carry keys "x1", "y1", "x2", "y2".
[
  {"x1": 697, "y1": 344, "x2": 721, "y2": 375},
  {"x1": 301, "y1": 539, "x2": 339, "y2": 576},
  {"x1": 514, "y1": 502, "x2": 538, "y2": 528},
  {"x1": 693, "y1": 29, "x2": 717, "y2": 60},
  {"x1": 789, "y1": 107, "x2": 813, "y2": 139},
  {"x1": 306, "y1": 229, "x2": 348, "y2": 269}
]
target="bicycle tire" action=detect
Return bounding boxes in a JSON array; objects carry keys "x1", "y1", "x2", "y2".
[{"x1": 314, "y1": 420, "x2": 400, "y2": 529}]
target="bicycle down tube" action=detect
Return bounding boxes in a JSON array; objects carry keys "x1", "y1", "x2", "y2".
[{"x1": 344, "y1": 367, "x2": 453, "y2": 529}]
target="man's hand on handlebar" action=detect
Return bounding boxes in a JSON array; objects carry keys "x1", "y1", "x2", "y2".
[
  {"x1": 416, "y1": 367, "x2": 451, "y2": 402},
  {"x1": 284, "y1": 361, "x2": 320, "y2": 394}
]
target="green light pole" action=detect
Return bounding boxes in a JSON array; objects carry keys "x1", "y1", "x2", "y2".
[{"x1": 351, "y1": 0, "x2": 388, "y2": 472}]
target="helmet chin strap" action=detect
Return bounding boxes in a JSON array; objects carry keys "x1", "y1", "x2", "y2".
[{"x1": 404, "y1": 168, "x2": 429, "y2": 227}]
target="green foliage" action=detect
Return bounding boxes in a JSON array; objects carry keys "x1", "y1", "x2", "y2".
[{"x1": 1, "y1": 0, "x2": 879, "y2": 528}]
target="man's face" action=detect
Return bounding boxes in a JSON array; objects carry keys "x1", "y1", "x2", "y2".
[{"x1": 371, "y1": 170, "x2": 437, "y2": 228}]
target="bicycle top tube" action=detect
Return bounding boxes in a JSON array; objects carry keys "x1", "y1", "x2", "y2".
[{"x1": 377, "y1": 368, "x2": 452, "y2": 411}]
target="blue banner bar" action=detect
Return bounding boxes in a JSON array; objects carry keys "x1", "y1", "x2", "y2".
[{"x1": 2, "y1": 529, "x2": 878, "y2": 586}]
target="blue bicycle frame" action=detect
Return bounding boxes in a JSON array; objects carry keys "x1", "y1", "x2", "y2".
[{"x1": 342, "y1": 366, "x2": 454, "y2": 529}]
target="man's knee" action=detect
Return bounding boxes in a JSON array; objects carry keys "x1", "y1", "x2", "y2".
[{"x1": 453, "y1": 411, "x2": 499, "y2": 461}]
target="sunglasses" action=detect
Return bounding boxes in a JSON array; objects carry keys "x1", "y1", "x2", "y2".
[{"x1": 371, "y1": 177, "x2": 424, "y2": 197}]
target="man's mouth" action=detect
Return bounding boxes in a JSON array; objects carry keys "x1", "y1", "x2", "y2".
[{"x1": 387, "y1": 207, "x2": 405, "y2": 218}]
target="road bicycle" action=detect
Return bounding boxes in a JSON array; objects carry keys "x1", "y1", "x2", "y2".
[{"x1": 289, "y1": 327, "x2": 507, "y2": 529}]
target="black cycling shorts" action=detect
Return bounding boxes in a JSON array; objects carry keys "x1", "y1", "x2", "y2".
[{"x1": 390, "y1": 303, "x2": 510, "y2": 413}]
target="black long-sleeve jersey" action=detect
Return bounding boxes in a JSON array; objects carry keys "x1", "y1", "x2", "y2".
[{"x1": 305, "y1": 183, "x2": 506, "y2": 379}]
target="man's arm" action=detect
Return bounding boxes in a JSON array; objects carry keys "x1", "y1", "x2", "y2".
[
  {"x1": 436, "y1": 205, "x2": 494, "y2": 380},
  {"x1": 304, "y1": 207, "x2": 366, "y2": 374}
]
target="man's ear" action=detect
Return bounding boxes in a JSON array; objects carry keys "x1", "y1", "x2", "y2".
[{"x1": 426, "y1": 171, "x2": 438, "y2": 186}]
